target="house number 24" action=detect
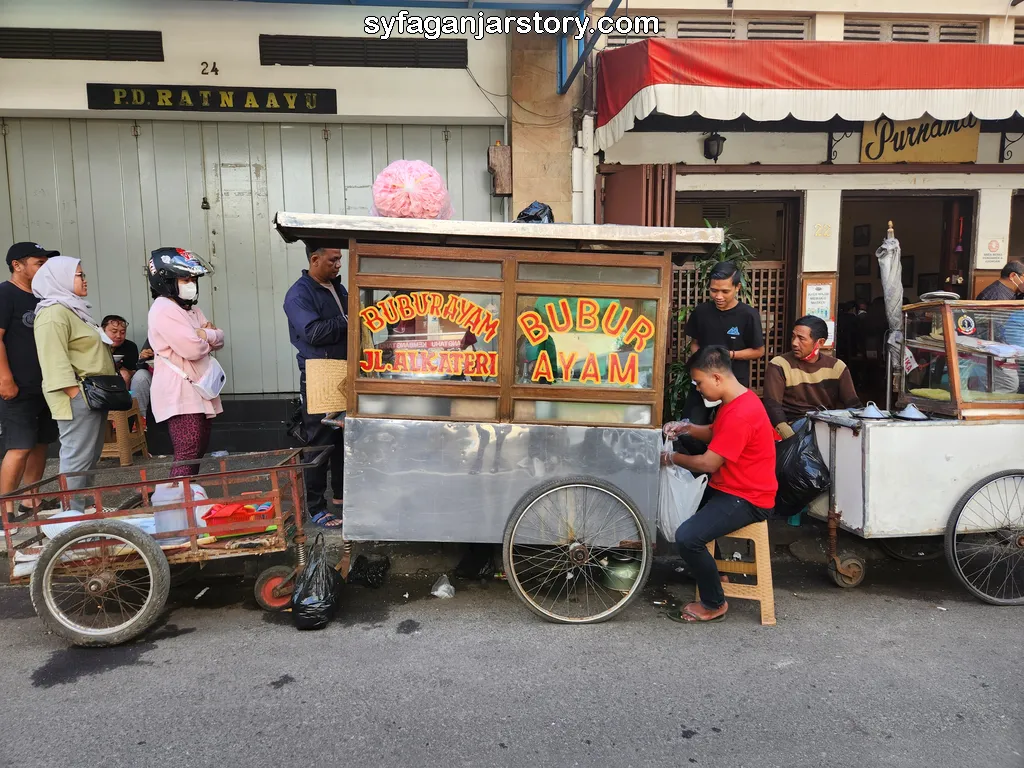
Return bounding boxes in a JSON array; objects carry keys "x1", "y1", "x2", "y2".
[
  {"x1": 814, "y1": 224, "x2": 832, "y2": 238},
  {"x1": 201, "y1": 62, "x2": 219, "y2": 75}
]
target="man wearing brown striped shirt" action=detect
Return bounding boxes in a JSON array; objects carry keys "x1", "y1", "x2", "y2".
[{"x1": 763, "y1": 315, "x2": 862, "y2": 439}]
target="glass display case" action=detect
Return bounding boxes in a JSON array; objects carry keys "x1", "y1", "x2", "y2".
[
  {"x1": 899, "y1": 300, "x2": 1024, "y2": 418},
  {"x1": 346, "y1": 243, "x2": 673, "y2": 427}
]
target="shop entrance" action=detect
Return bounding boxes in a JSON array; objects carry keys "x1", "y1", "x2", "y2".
[
  {"x1": 673, "y1": 196, "x2": 799, "y2": 393},
  {"x1": 837, "y1": 194, "x2": 975, "y2": 403}
]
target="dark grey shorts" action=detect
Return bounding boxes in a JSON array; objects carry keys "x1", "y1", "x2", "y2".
[{"x1": 0, "y1": 394, "x2": 59, "y2": 450}]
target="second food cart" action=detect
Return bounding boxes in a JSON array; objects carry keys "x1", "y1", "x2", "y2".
[
  {"x1": 273, "y1": 212, "x2": 722, "y2": 623},
  {"x1": 808, "y1": 299, "x2": 1024, "y2": 605}
]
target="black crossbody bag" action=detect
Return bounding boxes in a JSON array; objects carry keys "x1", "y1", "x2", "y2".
[{"x1": 80, "y1": 375, "x2": 134, "y2": 411}]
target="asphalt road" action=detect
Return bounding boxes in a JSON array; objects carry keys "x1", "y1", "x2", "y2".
[{"x1": 1, "y1": 555, "x2": 1021, "y2": 768}]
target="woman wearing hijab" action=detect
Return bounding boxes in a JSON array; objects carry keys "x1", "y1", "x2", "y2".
[
  {"x1": 146, "y1": 248, "x2": 225, "y2": 478},
  {"x1": 32, "y1": 256, "x2": 115, "y2": 506}
]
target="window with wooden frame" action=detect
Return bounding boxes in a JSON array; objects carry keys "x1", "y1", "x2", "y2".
[{"x1": 347, "y1": 243, "x2": 672, "y2": 428}]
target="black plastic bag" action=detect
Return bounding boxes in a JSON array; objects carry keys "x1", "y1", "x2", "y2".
[
  {"x1": 291, "y1": 533, "x2": 343, "y2": 630},
  {"x1": 346, "y1": 554, "x2": 391, "y2": 588},
  {"x1": 515, "y1": 201, "x2": 555, "y2": 224},
  {"x1": 775, "y1": 417, "x2": 831, "y2": 511},
  {"x1": 454, "y1": 544, "x2": 496, "y2": 580}
]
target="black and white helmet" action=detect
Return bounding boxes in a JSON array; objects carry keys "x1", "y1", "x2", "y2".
[{"x1": 147, "y1": 247, "x2": 209, "y2": 306}]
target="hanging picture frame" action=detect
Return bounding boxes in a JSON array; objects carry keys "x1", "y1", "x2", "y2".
[
  {"x1": 854, "y1": 253, "x2": 871, "y2": 276},
  {"x1": 853, "y1": 224, "x2": 871, "y2": 248}
]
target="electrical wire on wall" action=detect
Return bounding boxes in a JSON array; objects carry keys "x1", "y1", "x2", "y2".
[{"x1": 465, "y1": 66, "x2": 581, "y2": 128}]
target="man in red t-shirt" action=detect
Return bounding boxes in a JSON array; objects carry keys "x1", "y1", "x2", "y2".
[{"x1": 661, "y1": 345, "x2": 779, "y2": 623}]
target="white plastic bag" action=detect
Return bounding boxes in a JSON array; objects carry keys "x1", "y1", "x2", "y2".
[{"x1": 658, "y1": 437, "x2": 708, "y2": 540}]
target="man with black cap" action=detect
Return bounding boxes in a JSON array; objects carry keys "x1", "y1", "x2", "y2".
[
  {"x1": 0, "y1": 243, "x2": 61, "y2": 515},
  {"x1": 283, "y1": 243, "x2": 348, "y2": 529}
]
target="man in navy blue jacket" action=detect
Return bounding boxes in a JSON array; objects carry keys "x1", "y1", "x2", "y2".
[{"x1": 283, "y1": 244, "x2": 348, "y2": 529}]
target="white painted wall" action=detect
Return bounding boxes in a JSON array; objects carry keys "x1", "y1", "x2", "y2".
[
  {"x1": 674, "y1": 172, "x2": 1023, "y2": 194},
  {"x1": 604, "y1": 132, "x2": 829, "y2": 165},
  {"x1": 0, "y1": 0, "x2": 508, "y2": 124},
  {"x1": 604, "y1": 130, "x2": 1018, "y2": 167},
  {"x1": 590, "y1": 0, "x2": 1022, "y2": 17},
  {"x1": 2, "y1": 117, "x2": 505, "y2": 395},
  {"x1": 802, "y1": 190, "x2": 842, "y2": 273},
  {"x1": 974, "y1": 189, "x2": 1014, "y2": 270}
]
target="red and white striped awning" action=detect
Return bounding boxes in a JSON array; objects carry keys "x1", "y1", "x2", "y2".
[{"x1": 595, "y1": 39, "x2": 1024, "y2": 151}]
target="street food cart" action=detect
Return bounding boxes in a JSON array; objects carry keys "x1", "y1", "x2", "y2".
[
  {"x1": 808, "y1": 299, "x2": 1024, "y2": 605},
  {"x1": 273, "y1": 212, "x2": 722, "y2": 623},
  {"x1": 2, "y1": 448, "x2": 330, "y2": 646}
]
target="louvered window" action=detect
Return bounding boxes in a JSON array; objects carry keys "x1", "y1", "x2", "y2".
[
  {"x1": 676, "y1": 18, "x2": 735, "y2": 40},
  {"x1": 1015, "y1": 21, "x2": 1023, "y2": 45},
  {"x1": 259, "y1": 35, "x2": 467, "y2": 68},
  {"x1": 605, "y1": 16, "x2": 668, "y2": 48},
  {"x1": 604, "y1": 15, "x2": 809, "y2": 48},
  {"x1": 844, "y1": 19, "x2": 981, "y2": 43},
  {"x1": 0, "y1": 27, "x2": 163, "y2": 61}
]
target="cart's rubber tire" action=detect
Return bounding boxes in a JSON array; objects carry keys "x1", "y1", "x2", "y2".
[
  {"x1": 254, "y1": 565, "x2": 296, "y2": 611},
  {"x1": 502, "y1": 475, "x2": 652, "y2": 625},
  {"x1": 944, "y1": 470, "x2": 1024, "y2": 606},
  {"x1": 828, "y1": 554, "x2": 866, "y2": 588},
  {"x1": 878, "y1": 537, "x2": 944, "y2": 562},
  {"x1": 30, "y1": 519, "x2": 170, "y2": 647}
]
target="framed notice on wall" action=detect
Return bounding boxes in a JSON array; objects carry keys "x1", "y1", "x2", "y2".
[{"x1": 800, "y1": 274, "x2": 837, "y2": 347}]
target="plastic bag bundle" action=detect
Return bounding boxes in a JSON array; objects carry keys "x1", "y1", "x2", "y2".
[
  {"x1": 775, "y1": 417, "x2": 831, "y2": 510},
  {"x1": 515, "y1": 201, "x2": 555, "y2": 223},
  {"x1": 369, "y1": 159, "x2": 454, "y2": 220},
  {"x1": 291, "y1": 533, "x2": 343, "y2": 630},
  {"x1": 657, "y1": 436, "x2": 708, "y2": 540}
]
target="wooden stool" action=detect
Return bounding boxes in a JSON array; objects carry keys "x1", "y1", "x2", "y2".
[
  {"x1": 695, "y1": 520, "x2": 776, "y2": 626},
  {"x1": 101, "y1": 398, "x2": 150, "y2": 467}
]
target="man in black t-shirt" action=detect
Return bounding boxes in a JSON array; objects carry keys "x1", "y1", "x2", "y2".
[
  {"x1": 0, "y1": 242, "x2": 61, "y2": 515},
  {"x1": 101, "y1": 315, "x2": 154, "y2": 424},
  {"x1": 678, "y1": 261, "x2": 765, "y2": 452}
]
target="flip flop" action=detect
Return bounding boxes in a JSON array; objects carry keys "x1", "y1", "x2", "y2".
[
  {"x1": 665, "y1": 608, "x2": 727, "y2": 624},
  {"x1": 310, "y1": 510, "x2": 344, "y2": 529}
]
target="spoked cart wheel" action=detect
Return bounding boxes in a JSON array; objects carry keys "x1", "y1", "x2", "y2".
[
  {"x1": 29, "y1": 519, "x2": 171, "y2": 647},
  {"x1": 944, "y1": 470, "x2": 1024, "y2": 606},
  {"x1": 502, "y1": 475, "x2": 652, "y2": 624}
]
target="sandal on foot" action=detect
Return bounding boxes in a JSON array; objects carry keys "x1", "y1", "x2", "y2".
[
  {"x1": 310, "y1": 510, "x2": 344, "y2": 529},
  {"x1": 665, "y1": 603, "x2": 727, "y2": 624}
]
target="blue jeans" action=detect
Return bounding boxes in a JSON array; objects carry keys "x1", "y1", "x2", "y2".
[{"x1": 675, "y1": 488, "x2": 771, "y2": 610}]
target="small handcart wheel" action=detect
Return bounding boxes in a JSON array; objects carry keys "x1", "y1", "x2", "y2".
[
  {"x1": 501, "y1": 475, "x2": 652, "y2": 625},
  {"x1": 254, "y1": 565, "x2": 296, "y2": 611},
  {"x1": 944, "y1": 470, "x2": 1024, "y2": 606},
  {"x1": 828, "y1": 554, "x2": 866, "y2": 588},
  {"x1": 30, "y1": 519, "x2": 170, "y2": 647}
]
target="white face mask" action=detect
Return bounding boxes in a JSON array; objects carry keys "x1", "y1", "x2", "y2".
[
  {"x1": 702, "y1": 397, "x2": 723, "y2": 408},
  {"x1": 178, "y1": 281, "x2": 198, "y2": 302}
]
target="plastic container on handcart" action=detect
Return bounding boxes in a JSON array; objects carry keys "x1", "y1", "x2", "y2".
[{"x1": 151, "y1": 482, "x2": 211, "y2": 543}]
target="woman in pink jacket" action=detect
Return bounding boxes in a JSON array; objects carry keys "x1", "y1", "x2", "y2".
[{"x1": 146, "y1": 248, "x2": 226, "y2": 478}]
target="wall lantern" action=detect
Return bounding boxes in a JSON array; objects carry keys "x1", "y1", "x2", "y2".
[{"x1": 703, "y1": 132, "x2": 727, "y2": 163}]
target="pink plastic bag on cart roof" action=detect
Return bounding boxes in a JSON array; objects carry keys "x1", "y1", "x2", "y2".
[{"x1": 369, "y1": 159, "x2": 455, "y2": 220}]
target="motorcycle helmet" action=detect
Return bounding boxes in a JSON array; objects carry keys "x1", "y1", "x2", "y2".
[{"x1": 147, "y1": 247, "x2": 209, "y2": 307}]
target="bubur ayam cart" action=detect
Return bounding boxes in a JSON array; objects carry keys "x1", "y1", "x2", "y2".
[
  {"x1": 272, "y1": 212, "x2": 722, "y2": 624},
  {"x1": 808, "y1": 299, "x2": 1024, "y2": 605}
]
